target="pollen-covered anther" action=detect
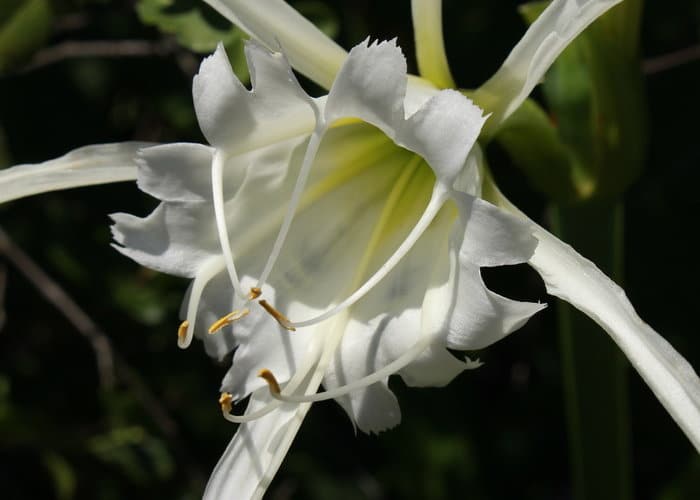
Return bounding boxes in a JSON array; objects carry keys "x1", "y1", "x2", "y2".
[
  {"x1": 219, "y1": 392, "x2": 233, "y2": 414},
  {"x1": 208, "y1": 308, "x2": 250, "y2": 334},
  {"x1": 177, "y1": 320, "x2": 189, "y2": 341},
  {"x1": 258, "y1": 300, "x2": 296, "y2": 331},
  {"x1": 258, "y1": 369, "x2": 281, "y2": 394},
  {"x1": 247, "y1": 287, "x2": 262, "y2": 300}
]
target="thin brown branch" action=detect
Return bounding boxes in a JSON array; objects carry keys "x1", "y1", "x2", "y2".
[
  {"x1": 0, "y1": 225, "x2": 206, "y2": 483},
  {"x1": 18, "y1": 39, "x2": 179, "y2": 74},
  {"x1": 643, "y1": 44, "x2": 700, "y2": 75},
  {"x1": 0, "y1": 226, "x2": 116, "y2": 388}
]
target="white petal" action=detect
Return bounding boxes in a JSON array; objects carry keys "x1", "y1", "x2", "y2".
[
  {"x1": 445, "y1": 251, "x2": 546, "y2": 351},
  {"x1": 528, "y1": 223, "x2": 700, "y2": 451},
  {"x1": 400, "y1": 347, "x2": 469, "y2": 387},
  {"x1": 111, "y1": 202, "x2": 218, "y2": 278},
  {"x1": 399, "y1": 90, "x2": 486, "y2": 184},
  {"x1": 136, "y1": 143, "x2": 214, "y2": 203},
  {"x1": 326, "y1": 40, "x2": 485, "y2": 185},
  {"x1": 476, "y1": 0, "x2": 622, "y2": 130},
  {"x1": 202, "y1": 0, "x2": 347, "y2": 89},
  {"x1": 0, "y1": 142, "x2": 151, "y2": 204},
  {"x1": 193, "y1": 43, "x2": 315, "y2": 154},
  {"x1": 324, "y1": 199, "x2": 465, "y2": 432},
  {"x1": 112, "y1": 134, "x2": 311, "y2": 279},
  {"x1": 331, "y1": 379, "x2": 402, "y2": 435},
  {"x1": 192, "y1": 44, "x2": 247, "y2": 149},
  {"x1": 451, "y1": 147, "x2": 483, "y2": 197},
  {"x1": 324, "y1": 309, "x2": 411, "y2": 434},
  {"x1": 325, "y1": 39, "x2": 407, "y2": 131},
  {"x1": 245, "y1": 41, "x2": 304, "y2": 101},
  {"x1": 204, "y1": 389, "x2": 311, "y2": 500},
  {"x1": 455, "y1": 194, "x2": 538, "y2": 267}
]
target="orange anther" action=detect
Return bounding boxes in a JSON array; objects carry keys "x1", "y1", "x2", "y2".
[
  {"x1": 258, "y1": 300, "x2": 295, "y2": 331},
  {"x1": 258, "y1": 369, "x2": 281, "y2": 394}
]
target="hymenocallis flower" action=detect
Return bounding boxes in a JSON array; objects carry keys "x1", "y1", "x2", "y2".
[
  {"x1": 111, "y1": 34, "x2": 550, "y2": 497},
  {"x1": 0, "y1": 1, "x2": 698, "y2": 500}
]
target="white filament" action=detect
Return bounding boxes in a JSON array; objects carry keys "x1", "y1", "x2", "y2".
[
  {"x1": 211, "y1": 150, "x2": 246, "y2": 299},
  {"x1": 179, "y1": 256, "x2": 225, "y2": 349},
  {"x1": 222, "y1": 400, "x2": 281, "y2": 423},
  {"x1": 271, "y1": 334, "x2": 433, "y2": 403},
  {"x1": 256, "y1": 121, "x2": 327, "y2": 288}
]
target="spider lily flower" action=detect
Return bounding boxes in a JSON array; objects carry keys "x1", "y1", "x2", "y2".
[
  {"x1": 111, "y1": 37, "x2": 547, "y2": 498},
  {"x1": 0, "y1": 1, "x2": 698, "y2": 499},
  {"x1": 114, "y1": 0, "x2": 697, "y2": 497}
]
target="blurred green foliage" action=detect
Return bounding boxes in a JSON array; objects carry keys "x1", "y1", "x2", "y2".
[
  {"x1": 136, "y1": 0, "x2": 239, "y2": 52},
  {"x1": 0, "y1": 1, "x2": 699, "y2": 499},
  {"x1": 489, "y1": 98, "x2": 579, "y2": 202},
  {"x1": 0, "y1": 0, "x2": 52, "y2": 74},
  {"x1": 497, "y1": 0, "x2": 647, "y2": 204},
  {"x1": 136, "y1": 0, "x2": 249, "y2": 79}
]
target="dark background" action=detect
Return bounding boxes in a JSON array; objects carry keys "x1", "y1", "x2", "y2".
[{"x1": 1, "y1": 1, "x2": 698, "y2": 499}]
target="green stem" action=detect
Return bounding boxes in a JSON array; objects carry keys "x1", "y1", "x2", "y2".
[{"x1": 551, "y1": 201, "x2": 632, "y2": 500}]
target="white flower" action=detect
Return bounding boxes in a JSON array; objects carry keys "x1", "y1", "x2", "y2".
[
  {"x1": 110, "y1": 37, "x2": 546, "y2": 498},
  {"x1": 0, "y1": 1, "x2": 698, "y2": 500}
]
